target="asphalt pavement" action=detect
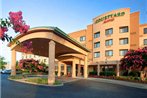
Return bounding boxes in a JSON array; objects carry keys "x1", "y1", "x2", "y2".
[{"x1": 1, "y1": 74, "x2": 147, "y2": 98}]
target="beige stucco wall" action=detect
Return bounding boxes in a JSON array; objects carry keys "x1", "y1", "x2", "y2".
[
  {"x1": 69, "y1": 25, "x2": 93, "y2": 63},
  {"x1": 139, "y1": 24, "x2": 147, "y2": 48},
  {"x1": 130, "y1": 12, "x2": 140, "y2": 50},
  {"x1": 69, "y1": 8, "x2": 146, "y2": 67},
  {"x1": 93, "y1": 8, "x2": 131, "y2": 62}
]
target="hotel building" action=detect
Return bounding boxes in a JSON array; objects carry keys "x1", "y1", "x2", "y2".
[
  {"x1": 69, "y1": 8, "x2": 147, "y2": 75},
  {"x1": 21, "y1": 8, "x2": 147, "y2": 77}
]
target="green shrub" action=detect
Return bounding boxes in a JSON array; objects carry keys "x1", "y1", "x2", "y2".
[
  {"x1": 53, "y1": 80, "x2": 62, "y2": 85},
  {"x1": 26, "y1": 78, "x2": 62, "y2": 85},
  {"x1": 100, "y1": 71, "x2": 116, "y2": 76},
  {"x1": 133, "y1": 77, "x2": 140, "y2": 81},
  {"x1": 89, "y1": 71, "x2": 97, "y2": 75},
  {"x1": 55, "y1": 71, "x2": 58, "y2": 75},
  {"x1": 18, "y1": 59, "x2": 48, "y2": 74},
  {"x1": 9, "y1": 75, "x2": 27, "y2": 79},
  {"x1": 26, "y1": 78, "x2": 48, "y2": 84},
  {"x1": 128, "y1": 71, "x2": 140, "y2": 77},
  {"x1": 121, "y1": 70, "x2": 129, "y2": 76}
]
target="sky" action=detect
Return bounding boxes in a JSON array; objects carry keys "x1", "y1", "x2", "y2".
[{"x1": 0, "y1": 0, "x2": 147, "y2": 63}]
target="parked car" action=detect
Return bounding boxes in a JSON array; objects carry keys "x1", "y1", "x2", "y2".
[
  {"x1": 0, "y1": 69, "x2": 2, "y2": 73},
  {"x1": 1, "y1": 69, "x2": 11, "y2": 74},
  {"x1": 1, "y1": 69, "x2": 22, "y2": 74}
]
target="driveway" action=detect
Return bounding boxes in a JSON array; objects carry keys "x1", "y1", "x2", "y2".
[{"x1": 1, "y1": 74, "x2": 147, "y2": 98}]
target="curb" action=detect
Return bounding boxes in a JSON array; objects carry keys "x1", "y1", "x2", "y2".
[
  {"x1": 85, "y1": 77, "x2": 147, "y2": 89},
  {"x1": 8, "y1": 78, "x2": 64, "y2": 87}
]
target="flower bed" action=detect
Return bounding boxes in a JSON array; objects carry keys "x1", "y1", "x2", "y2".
[{"x1": 18, "y1": 59, "x2": 48, "y2": 74}]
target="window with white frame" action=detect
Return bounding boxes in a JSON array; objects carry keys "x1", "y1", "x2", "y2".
[
  {"x1": 144, "y1": 28, "x2": 147, "y2": 34},
  {"x1": 80, "y1": 36, "x2": 86, "y2": 41},
  {"x1": 144, "y1": 39, "x2": 147, "y2": 45},
  {"x1": 94, "y1": 52, "x2": 100, "y2": 58},
  {"x1": 105, "y1": 50, "x2": 113, "y2": 56},
  {"x1": 105, "y1": 39, "x2": 113, "y2": 46},
  {"x1": 119, "y1": 38, "x2": 128, "y2": 45},
  {"x1": 105, "y1": 28, "x2": 113, "y2": 35},
  {"x1": 94, "y1": 42, "x2": 100, "y2": 48},
  {"x1": 94, "y1": 32, "x2": 100, "y2": 38},
  {"x1": 119, "y1": 49, "x2": 128, "y2": 56},
  {"x1": 120, "y1": 26, "x2": 128, "y2": 33}
]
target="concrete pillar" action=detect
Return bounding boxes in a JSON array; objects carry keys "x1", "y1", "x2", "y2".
[
  {"x1": 11, "y1": 49, "x2": 16, "y2": 76},
  {"x1": 72, "y1": 58, "x2": 76, "y2": 78},
  {"x1": 116, "y1": 61, "x2": 120, "y2": 77},
  {"x1": 64, "y1": 64, "x2": 67, "y2": 76},
  {"x1": 97, "y1": 63, "x2": 100, "y2": 76},
  {"x1": 57, "y1": 62, "x2": 61, "y2": 77},
  {"x1": 77, "y1": 64, "x2": 81, "y2": 76},
  {"x1": 48, "y1": 40, "x2": 55, "y2": 84},
  {"x1": 84, "y1": 56, "x2": 88, "y2": 78}
]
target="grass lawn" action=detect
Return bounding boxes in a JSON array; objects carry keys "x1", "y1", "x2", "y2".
[
  {"x1": 25, "y1": 77, "x2": 62, "y2": 85},
  {"x1": 9, "y1": 75, "x2": 27, "y2": 79}
]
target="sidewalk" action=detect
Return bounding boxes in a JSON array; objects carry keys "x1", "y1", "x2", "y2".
[{"x1": 76, "y1": 77, "x2": 147, "y2": 89}]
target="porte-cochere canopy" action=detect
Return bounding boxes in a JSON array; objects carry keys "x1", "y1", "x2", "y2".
[
  {"x1": 8, "y1": 26, "x2": 90, "y2": 84},
  {"x1": 8, "y1": 26, "x2": 89, "y2": 57}
]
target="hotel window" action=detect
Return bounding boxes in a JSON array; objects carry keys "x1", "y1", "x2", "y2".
[
  {"x1": 119, "y1": 49, "x2": 128, "y2": 56},
  {"x1": 105, "y1": 50, "x2": 113, "y2": 56},
  {"x1": 94, "y1": 42, "x2": 100, "y2": 48},
  {"x1": 80, "y1": 36, "x2": 86, "y2": 41},
  {"x1": 144, "y1": 39, "x2": 147, "y2": 45},
  {"x1": 105, "y1": 28, "x2": 113, "y2": 35},
  {"x1": 120, "y1": 26, "x2": 128, "y2": 33},
  {"x1": 44, "y1": 59, "x2": 46, "y2": 63},
  {"x1": 94, "y1": 52, "x2": 100, "y2": 58},
  {"x1": 144, "y1": 28, "x2": 147, "y2": 34},
  {"x1": 29, "y1": 55, "x2": 32, "y2": 58},
  {"x1": 119, "y1": 38, "x2": 128, "y2": 45},
  {"x1": 94, "y1": 32, "x2": 100, "y2": 38},
  {"x1": 105, "y1": 39, "x2": 113, "y2": 46}
]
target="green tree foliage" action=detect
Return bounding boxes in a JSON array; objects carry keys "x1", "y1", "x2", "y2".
[{"x1": 0, "y1": 56, "x2": 7, "y2": 69}]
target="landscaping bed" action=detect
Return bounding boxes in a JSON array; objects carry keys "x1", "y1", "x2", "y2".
[
  {"x1": 8, "y1": 75, "x2": 63, "y2": 86},
  {"x1": 89, "y1": 75, "x2": 147, "y2": 84},
  {"x1": 25, "y1": 77, "x2": 62, "y2": 85}
]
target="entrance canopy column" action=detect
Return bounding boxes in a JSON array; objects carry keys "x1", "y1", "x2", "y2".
[
  {"x1": 63, "y1": 63, "x2": 67, "y2": 76},
  {"x1": 77, "y1": 59, "x2": 81, "y2": 76},
  {"x1": 11, "y1": 49, "x2": 16, "y2": 76},
  {"x1": 72, "y1": 58, "x2": 76, "y2": 78},
  {"x1": 57, "y1": 61, "x2": 61, "y2": 77},
  {"x1": 97, "y1": 63, "x2": 100, "y2": 76},
  {"x1": 116, "y1": 61, "x2": 120, "y2": 77},
  {"x1": 84, "y1": 56, "x2": 88, "y2": 78},
  {"x1": 48, "y1": 40, "x2": 55, "y2": 84},
  {"x1": 77, "y1": 64, "x2": 81, "y2": 77}
]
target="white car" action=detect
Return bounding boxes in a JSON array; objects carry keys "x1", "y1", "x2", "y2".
[{"x1": 1, "y1": 69, "x2": 11, "y2": 74}]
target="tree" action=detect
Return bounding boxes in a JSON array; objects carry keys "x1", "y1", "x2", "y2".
[
  {"x1": 120, "y1": 47, "x2": 147, "y2": 71},
  {"x1": 0, "y1": 11, "x2": 33, "y2": 53},
  {"x1": 120, "y1": 47, "x2": 147, "y2": 80},
  {"x1": 0, "y1": 56, "x2": 7, "y2": 70},
  {"x1": 0, "y1": 11, "x2": 30, "y2": 41}
]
